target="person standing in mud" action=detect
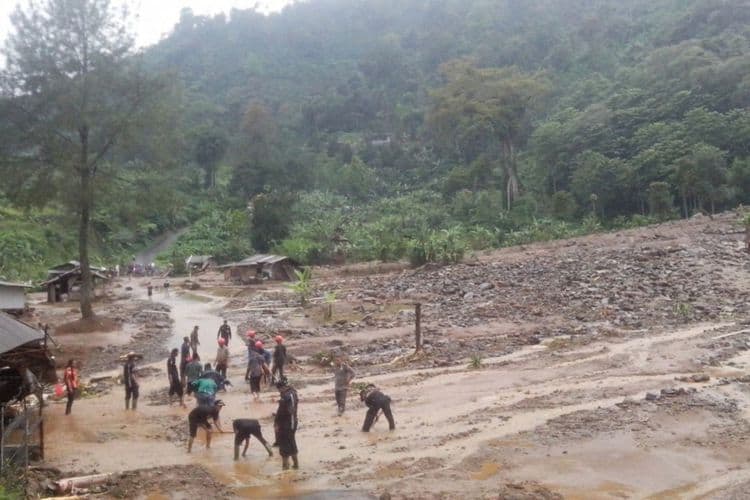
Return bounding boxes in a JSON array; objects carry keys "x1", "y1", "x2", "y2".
[
  {"x1": 333, "y1": 357, "x2": 355, "y2": 416},
  {"x1": 233, "y1": 418, "x2": 273, "y2": 460},
  {"x1": 217, "y1": 320, "x2": 232, "y2": 347},
  {"x1": 187, "y1": 400, "x2": 226, "y2": 453},
  {"x1": 185, "y1": 354, "x2": 203, "y2": 397},
  {"x1": 272, "y1": 335, "x2": 288, "y2": 381},
  {"x1": 274, "y1": 377, "x2": 299, "y2": 470},
  {"x1": 190, "y1": 326, "x2": 200, "y2": 357},
  {"x1": 179, "y1": 336, "x2": 191, "y2": 387},
  {"x1": 123, "y1": 352, "x2": 140, "y2": 411},
  {"x1": 360, "y1": 384, "x2": 395, "y2": 432},
  {"x1": 167, "y1": 348, "x2": 186, "y2": 407},
  {"x1": 63, "y1": 359, "x2": 79, "y2": 415},
  {"x1": 245, "y1": 346, "x2": 269, "y2": 401},
  {"x1": 215, "y1": 338, "x2": 230, "y2": 379}
]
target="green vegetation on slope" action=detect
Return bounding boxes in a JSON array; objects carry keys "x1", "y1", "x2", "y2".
[{"x1": 3, "y1": 0, "x2": 750, "y2": 277}]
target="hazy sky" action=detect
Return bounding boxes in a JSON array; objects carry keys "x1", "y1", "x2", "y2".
[{"x1": 0, "y1": 0, "x2": 296, "y2": 49}]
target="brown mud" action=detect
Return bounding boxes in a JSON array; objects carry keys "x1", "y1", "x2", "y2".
[{"x1": 26, "y1": 212, "x2": 750, "y2": 498}]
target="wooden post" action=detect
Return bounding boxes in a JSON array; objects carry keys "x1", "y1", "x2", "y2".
[
  {"x1": 39, "y1": 402, "x2": 44, "y2": 461},
  {"x1": 414, "y1": 303, "x2": 422, "y2": 352}
]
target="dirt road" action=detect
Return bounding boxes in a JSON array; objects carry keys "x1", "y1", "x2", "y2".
[{"x1": 35, "y1": 213, "x2": 750, "y2": 499}]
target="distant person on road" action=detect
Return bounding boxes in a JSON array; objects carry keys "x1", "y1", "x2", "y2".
[
  {"x1": 63, "y1": 359, "x2": 79, "y2": 415},
  {"x1": 274, "y1": 377, "x2": 299, "y2": 470},
  {"x1": 245, "y1": 346, "x2": 269, "y2": 401},
  {"x1": 167, "y1": 348, "x2": 186, "y2": 407},
  {"x1": 218, "y1": 320, "x2": 232, "y2": 347},
  {"x1": 333, "y1": 357, "x2": 355, "y2": 416},
  {"x1": 215, "y1": 338, "x2": 230, "y2": 379},
  {"x1": 190, "y1": 326, "x2": 200, "y2": 357},
  {"x1": 164, "y1": 279, "x2": 170, "y2": 295},
  {"x1": 360, "y1": 384, "x2": 395, "y2": 432},
  {"x1": 233, "y1": 418, "x2": 273, "y2": 460},
  {"x1": 123, "y1": 352, "x2": 140, "y2": 411},
  {"x1": 272, "y1": 335, "x2": 288, "y2": 381},
  {"x1": 187, "y1": 400, "x2": 225, "y2": 453},
  {"x1": 185, "y1": 354, "x2": 203, "y2": 396},
  {"x1": 179, "y1": 336, "x2": 191, "y2": 387}
]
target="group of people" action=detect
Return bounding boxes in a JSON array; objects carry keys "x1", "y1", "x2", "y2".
[
  {"x1": 59, "y1": 318, "x2": 395, "y2": 473},
  {"x1": 169, "y1": 320, "x2": 299, "y2": 470}
]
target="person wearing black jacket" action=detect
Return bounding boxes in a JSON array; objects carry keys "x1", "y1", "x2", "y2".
[
  {"x1": 123, "y1": 352, "x2": 140, "y2": 411},
  {"x1": 217, "y1": 320, "x2": 232, "y2": 347},
  {"x1": 360, "y1": 384, "x2": 395, "y2": 432},
  {"x1": 233, "y1": 418, "x2": 273, "y2": 460},
  {"x1": 167, "y1": 349, "x2": 186, "y2": 407},
  {"x1": 274, "y1": 377, "x2": 299, "y2": 470},
  {"x1": 187, "y1": 400, "x2": 225, "y2": 453}
]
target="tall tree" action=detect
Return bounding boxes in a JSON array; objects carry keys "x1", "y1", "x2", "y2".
[
  {"x1": 427, "y1": 59, "x2": 550, "y2": 208},
  {"x1": 0, "y1": 0, "x2": 164, "y2": 319},
  {"x1": 194, "y1": 128, "x2": 227, "y2": 189}
]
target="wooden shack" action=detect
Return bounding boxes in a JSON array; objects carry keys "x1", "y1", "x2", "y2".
[
  {"x1": 185, "y1": 255, "x2": 214, "y2": 274},
  {"x1": 219, "y1": 255, "x2": 300, "y2": 284},
  {"x1": 42, "y1": 261, "x2": 108, "y2": 303}
]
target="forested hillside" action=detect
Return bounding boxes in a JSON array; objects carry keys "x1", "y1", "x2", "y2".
[{"x1": 2, "y1": 0, "x2": 749, "y2": 278}]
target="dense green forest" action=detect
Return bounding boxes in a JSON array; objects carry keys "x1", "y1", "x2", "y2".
[{"x1": 2, "y1": 0, "x2": 750, "y2": 280}]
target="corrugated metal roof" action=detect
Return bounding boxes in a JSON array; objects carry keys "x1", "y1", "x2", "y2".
[
  {"x1": 40, "y1": 269, "x2": 109, "y2": 286},
  {"x1": 49, "y1": 261, "x2": 107, "y2": 273},
  {"x1": 0, "y1": 281, "x2": 32, "y2": 288},
  {"x1": 0, "y1": 313, "x2": 43, "y2": 354},
  {"x1": 238, "y1": 254, "x2": 292, "y2": 265},
  {"x1": 185, "y1": 255, "x2": 213, "y2": 264},
  {"x1": 216, "y1": 254, "x2": 298, "y2": 269}
]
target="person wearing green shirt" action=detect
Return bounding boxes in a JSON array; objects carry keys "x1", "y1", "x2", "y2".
[{"x1": 193, "y1": 376, "x2": 218, "y2": 406}]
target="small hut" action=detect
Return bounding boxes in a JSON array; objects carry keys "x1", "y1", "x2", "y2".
[
  {"x1": 42, "y1": 261, "x2": 108, "y2": 303},
  {"x1": 185, "y1": 255, "x2": 214, "y2": 274},
  {"x1": 0, "y1": 281, "x2": 31, "y2": 314},
  {"x1": 0, "y1": 313, "x2": 56, "y2": 466},
  {"x1": 218, "y1": 255, "x2": 300, "y2": 284}
]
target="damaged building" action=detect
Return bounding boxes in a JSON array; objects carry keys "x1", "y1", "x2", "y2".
[
  {"x1": 218, "y1": 255, "x2": 300, "y2": 283},
  {"x1": 42, "y1": 261, "x2": 109, "y2": 303},
  {"x1": 0, "y1": 313, "x2": 56, "y2": 466}
]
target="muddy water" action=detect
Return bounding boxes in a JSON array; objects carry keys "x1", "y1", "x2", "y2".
[{"x1": 42, "y1": 278, "x2": 750, "y2": 499}]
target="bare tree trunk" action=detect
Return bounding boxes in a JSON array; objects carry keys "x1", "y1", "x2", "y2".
[
  {"x1": 78, "y1": 126, "x2": 94, "y2": 320},
  {"x1": 681, "y1": 190, "x2": 688, "y2": 218},
  {"x1": 503, "y1": 139, "x2": 521, "y2": 210}
]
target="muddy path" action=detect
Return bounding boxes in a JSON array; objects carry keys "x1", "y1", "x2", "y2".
[{"x1": 36, "y1": 212, "x2": 750, "y2": 499}]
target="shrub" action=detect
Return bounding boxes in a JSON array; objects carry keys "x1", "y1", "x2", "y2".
[
  {"x1": 468, "y1": 354, "x2": 483, "y2": 369},
  {"x1": 408, "y1": 227, "x2": 466, "y2": 266},
  {"x1": 551, "y1": 191, "x2": 579, "y2": 221}
]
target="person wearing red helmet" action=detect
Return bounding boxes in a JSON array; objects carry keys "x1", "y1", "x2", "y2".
[
  {"x1": 245, "y1": 341, "x2": 269, "y2": 401},
  {"x1": 215, "y1": 337, "x2": 229, "y2": 378},
  {"x1": 272, "y1": 335, "x2": 288, "y2": 381}
]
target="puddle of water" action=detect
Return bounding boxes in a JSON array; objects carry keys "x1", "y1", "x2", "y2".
[
  {"x1": 144, "y1": 493, "x2": 170, "y2": 500},
  {"x1": 471, "y1": 462, "x2": 501, "y2": 480}
]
